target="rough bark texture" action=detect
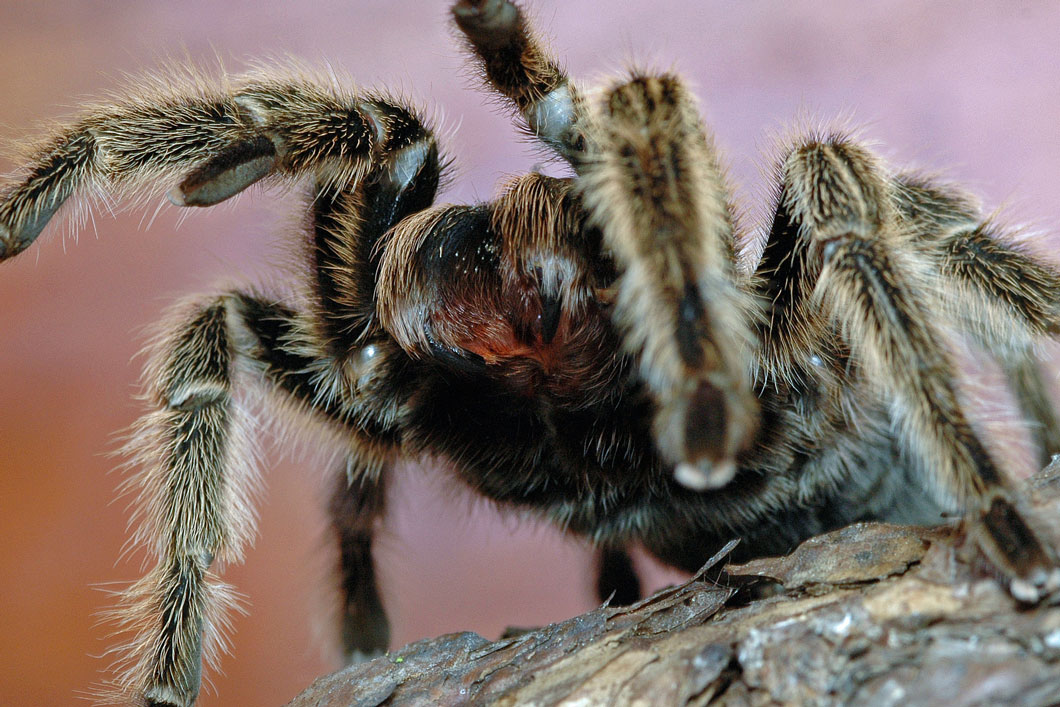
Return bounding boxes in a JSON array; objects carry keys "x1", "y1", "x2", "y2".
[{"x1": 288, "y1": 464, "x2": 1060, "y2": 707}]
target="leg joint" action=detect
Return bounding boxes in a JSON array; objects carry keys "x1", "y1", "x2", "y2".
[
  {"x1": 782, "y1": 137, "x2": 888, "y2": 239},
  {"x1": 153, "y1": 298, "x2": 235, "y2": 410}
]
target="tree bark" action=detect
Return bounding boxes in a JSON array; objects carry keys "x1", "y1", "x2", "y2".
[{"x1": 288, "y1": 464, "x2": 1060, "y2": 706}]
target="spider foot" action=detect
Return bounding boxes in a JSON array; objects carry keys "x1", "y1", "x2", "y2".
[
  {"x1": 451, "y1": 0, "x2": 519, "y2": 45},
  {"x1": 596, "y1": 546, "x2": 642, "y2": 605},
  {"x1": 660, "y1": 376, "x2": 756, "y2": 492},
  {"x1": 0, "y1": 197, "x2": 64, "y2": 261},
  {"x1": 674, "y1": 459, "x2": 736, "y2": 491},
  {"x1": 144, "y1": 685, "x2": 196, "y2": 707},
  {"x1": 977, "y1": 489, "x2": 1060, "y2": 603},
  {"x1": 340, "y1": 599, "x2": 390, "y2": 666}
]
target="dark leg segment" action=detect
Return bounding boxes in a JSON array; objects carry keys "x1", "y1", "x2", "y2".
[
  {"x1": 329, "y1": 464, "x2": 391, "y2": 660},
  {"x1": 0, "y1": 131, "x2": 96, "y2": 258},
  {"x1": 595, "y1": 546, "x2": 642, "y2": 606}
]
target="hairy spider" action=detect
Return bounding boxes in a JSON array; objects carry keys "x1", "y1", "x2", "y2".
[{"x1": 2, "y1": 1, "x2": 1059, "y2": 705}]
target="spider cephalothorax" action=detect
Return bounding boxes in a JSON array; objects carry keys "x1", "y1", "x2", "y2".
[{"x1": 2, "y1": 1, "x2": 1059, "y2": 705}]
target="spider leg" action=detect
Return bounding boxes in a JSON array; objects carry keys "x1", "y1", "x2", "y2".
[
  {"x1": 1003, "y1": 356, "x2": 1060, "y2": 465},
  {"x1": 0, "y1": 69, "x2": 438, "y2": 260},
  {"x1": 943, "y1": 226, "x2": 1060, "y2": 464},
  {"x1": 893, "y1": 175, "x2": 1060, "y2": 463},
  {"x1": 78, "y1": 90, "x2": 440, "y2": 702},
  {"x1": 305, "y1": 123, "x2": 440, "y2": 665},
  {"x1": 328, "y1": 464, "x2": 390, "y2": 662},
  {"x1": 769, "y1": 134, "x2": 1058, "y2": 599},
  {"x1": 306, "y1": 110, "x2": 442, "y2": 352},
  {"x1": 595, "y1": 546, "x2": 642, "y2": 605},
  {"x1": 112, "y1": 297, "x2": 246, "y2": 707},
  {"x1": 452, "y1": 0, "x2": 587, "y2": 165},
  {"x1": 453, "y1": 3, "x2": 763, "y2": 488},
  {"x1": 579, "y1": 73, "x2": 760, "y2": 490},
  {"x1": 115, "y1": 291, "x2": 410, "y2": 707}
]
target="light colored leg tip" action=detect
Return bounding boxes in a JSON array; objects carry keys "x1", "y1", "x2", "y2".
[
  {"x1": 675, "y1": 459, "x2": 736, "y2": 491},
  {"x1": 167, "y1": 185, "x2": 187, "y2": 207}
]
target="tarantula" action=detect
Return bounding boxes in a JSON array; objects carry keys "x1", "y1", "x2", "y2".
[{"x1": 2, "y1": 0, "x2": 1059, "y2": 704}]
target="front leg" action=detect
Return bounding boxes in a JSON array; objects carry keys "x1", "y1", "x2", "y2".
[{"x1": 579, "y1": 73, "x2": 760, "y2": 489}]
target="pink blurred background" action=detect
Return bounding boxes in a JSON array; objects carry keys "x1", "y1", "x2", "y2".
[{"x1": 2, "y1": 2, "x2": 1059, "y2": 705}]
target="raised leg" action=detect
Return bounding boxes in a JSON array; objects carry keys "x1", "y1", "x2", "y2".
[
  {"x1": 452, "y1": 0, "x2": 758, "y2": 471},
  {"x1": 452, "y1": 0, "x2": 588, "y2": 165},
  {"x1": 46, "y1": 75, "x2": 446, "y2": 702},
  {"x1": 0, "y1": 68, "x2": 439, "y2": 261}
]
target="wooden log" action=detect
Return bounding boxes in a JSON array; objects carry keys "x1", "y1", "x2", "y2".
[{"x1": 289, "y1": 463, "x2": 1060, "y2": 706}]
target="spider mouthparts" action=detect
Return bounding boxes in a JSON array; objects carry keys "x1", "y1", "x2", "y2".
[{"x1": 674, "y1": 459, "x2": 736, "y2": 491}]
